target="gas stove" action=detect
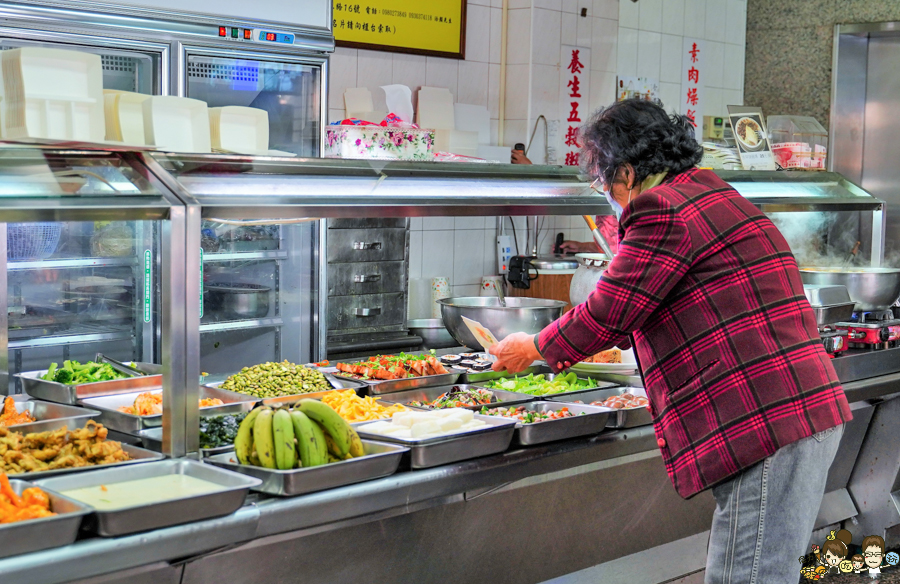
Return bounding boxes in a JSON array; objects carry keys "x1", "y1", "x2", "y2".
[
  {"x1": 818, "y1": 326, "x2": 849, "y2": 355},
  {"x1": 835, "y1": 311, "x2": 900, "y2": 350}
]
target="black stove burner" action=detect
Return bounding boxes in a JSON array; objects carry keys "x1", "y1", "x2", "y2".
[{"x1": 851, "y1": 310, "x2": 895, "y2": 323}]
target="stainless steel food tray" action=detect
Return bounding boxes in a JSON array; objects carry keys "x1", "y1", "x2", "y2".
[
  {"x1": 481, "y1": 401, "x2": 613, "y2": 446},
  {"x1": 205, "y1": 440, "x2": 408, "y2": 496},
  {"x1": 4, "y1": 441, "x2": 164, "y2": 482},
  {"x1": 17, "y1": 367, "x2": 164, "y2": 405},
  {"x1": 456, "y1": 364, "x2": 548, "y2": 384},
  {"x1": 137, "y1": 427, "x2": 234, "y2": 457},
  {"x1": 473, "y1": 372, "x2": 619, "y2": 399},
  {"x1": 380, "y1": 384, "x2": 536, "y2": 411},
  {"x1": 811, "y1": 302, "x2": 855, "y2": 326},
  {"x1": 356, "y1": 414, "x2": 516, "y2": 468},
  {"x1": 206, "y1": 371, "x2": 366, "y2": 404},
  {"x1": 35, "y1": 459, "x2": 260, "y2": 537},
  {"x1": 546, "y1": 387, "x2": 652, "y2": 428},
  {"x1": 4, "y1": 399, "x2": 99, "y2": 429},
  {"x1": 0, "y1": 480, "x2": 92, "y2": 560},
  {"x1": 330, "y1": 370, "x2": 463, "y2": 395},
  {"x1": 77, "y1": 385, "x2": 257, "y2": 433}
]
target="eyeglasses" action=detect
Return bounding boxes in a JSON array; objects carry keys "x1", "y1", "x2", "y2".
[
  {"x1": 589, "y1": 176, "x2": 607, "y2": 195},
  {"x1": 864, "y1": 552, "x2": 883, "y2": 558}
]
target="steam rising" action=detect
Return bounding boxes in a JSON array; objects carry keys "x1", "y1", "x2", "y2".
[{"x1": 768, "y1": 212, "x2": 887, "y2": 268}]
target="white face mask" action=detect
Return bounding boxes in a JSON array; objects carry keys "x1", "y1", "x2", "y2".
[{"x1": 604, "y1": 191, "x2": 623, "y2": 219}]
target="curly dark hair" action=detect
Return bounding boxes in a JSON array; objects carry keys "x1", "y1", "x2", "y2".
[{"x1": 580, "y1": 99, "x2": 703, "y2": 188}]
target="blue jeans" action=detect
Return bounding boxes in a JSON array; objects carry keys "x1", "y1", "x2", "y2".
[{"x1": 705, "y1": 424, "x2": 844, "y2": 584}]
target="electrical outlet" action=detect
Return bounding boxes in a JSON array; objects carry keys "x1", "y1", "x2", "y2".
[{"x1": 497, "y1": 235, "x2": 513, "y2": 274}]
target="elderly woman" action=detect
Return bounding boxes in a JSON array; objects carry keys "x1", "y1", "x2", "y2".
[{"x1": 490, "y1": 100, "x2": 851, "y2": 583}]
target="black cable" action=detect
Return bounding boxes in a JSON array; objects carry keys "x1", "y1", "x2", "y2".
[{"x1": 507, "y1": 217, "x2": 520, "y2": 255}]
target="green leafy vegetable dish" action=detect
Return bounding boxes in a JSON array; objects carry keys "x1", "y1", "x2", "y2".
[
  {"x1": 199, "y1": 413, "x2": 248, "y2": 449},
  {"x1": 482, "y1": 372, "x2": 598, "y2": 396},
  {"x1": 41, "y1": 360, "x2": 129, "y2": 385}
]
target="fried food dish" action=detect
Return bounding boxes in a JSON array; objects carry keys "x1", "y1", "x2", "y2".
[
  {"x1": 0, "y1": 420, "x2": 129, "y2": 475},
  {"x1": 117, "y1": 392, "x2": 224, "y2": 416},
  {"x1": 0, "y1": 397, "x2": 35, "y2": 427},
  {"x1": 336, "y1": 354, "x2": 449, "y2": 380},
  {"x1": 583, "y1": 348, "x2": 622, "y2": 364},
  {"x1": 0, "y1": 472, "x2": 55, "y2": 524}
]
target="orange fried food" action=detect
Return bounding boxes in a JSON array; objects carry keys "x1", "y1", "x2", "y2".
[
  {"x1": 0, "y1": 397, "x2": 35, "y2": 427},
  {"x1": 0, "y1": 421, "x2": 129, "y2": 475},
  {"x1": 199, "y1": 398, "x2": 224, "y2": 408},
  {"x1": 584, "y1": 348, "x2": 622, "y2": 364},
  {"x1": 0, "y1": 472, "x2": 55, "y2": 524},
  {"x1": 119, "y1": 393, "x2": 224, "y2": 415}
]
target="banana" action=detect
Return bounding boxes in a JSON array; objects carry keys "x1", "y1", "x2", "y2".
[
  {"x1": 348, "y1": 429, "x2": 365, "y2": 458},
  {"x1": 253, "y1": 408, "x2": 277, "y2": 469},
  {"x1": 295, "y1": 399, "x2": 352, "y2": 457},
  {"x1": 324, "y1": 433, "x2": 342, "y2": 459},
  {"x1": 308, "y1": 418, "x2": 328, "y2": 467},
  {"x1": 273, "y1": 409, "x2": 297, "y2": 470},
  {"x1": 290, "y1": 410, "x2": 322, "y2": 468},
  {"x1": 234, "y1": 407, "x2": 263, "y2": 465},
  {"x1": 249, "y1": 451, "x2": 261, "y2": 467}
]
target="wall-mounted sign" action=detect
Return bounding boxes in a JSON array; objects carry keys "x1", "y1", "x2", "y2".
[
  {"x1": 728, "y1": 106, "x2": 776, "y2": 170},
  {"x1": 333, "y1": 0, "x2": 466, "y2": 59},
  {"x1": 560, "y1": 45, "x2": 591, "y2": 167},
  {"x1": 681, "y1": 38, "x2": 705, "y2": 136}
]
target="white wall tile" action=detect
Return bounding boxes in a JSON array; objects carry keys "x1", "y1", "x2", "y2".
[
  {"x1": 423, "y1": 217, "x2": 455, "y2": 230},
  {"x1": 662, "y1": 0, "x2": 685, "y2": 36},
  {"x1": 484, "y1": 231, "x2": 498, "y2": 276},
  {"x1": 421, "y1": 230, "x2": 455, "y2": 280},
  {"x1": 589, "y1": 70, "x2": 617, "y2": 111},
  {"x1": 507, "y1": 9, "x2": 533, "y2": 65},
  {"x1": 407, "y1": 278, "x2": 430, "y2": 319},
  {"x1": 328, "y1": 47, "x2": 357, "y2": 111},
  {"x1": 704, "y1": 0, "x2": 727, "y2": 43},
  {"x1": 469, "y1": 0, "x2": 491, "y2": 5},
  {"x1": 425, "y1": 57, "x2": 460, "y2": 97},
  {"x1": 618, "y1": 0, "x2": 639, "y2": 28},
  {"x1": 454, "y1": 216, "x2": 485, "y2": 229},
  {"x1": 527, "y1": 125, "x2": 548, "y2": 164},
  {"x1": 722, "y1": 43, "x2": 743, "y2": 91},
  {"x1": 576, "y1": 12, "x2": 593, "y2": 47},
  {"x1": 509, "y1": 0, "x2": 532, "y2": 8},
  {"x1": 392, "y1": 53, "x2": 427, "y2": 101},
  {"x1": 356, "y1": 51, "x2": 393, "y2": 112},
  {"x1": 683, "y1": 0, "x2": 706, "y2": 39},
  {"x1": 636, "y1": 30, "x2": 661, "y2": 79},
  {"x1": 411, "y1": 217, "x2": 423, "y2": 231},
  {"x1": 467, "y1": 4, "x2": 492, "y2": 63},
  {"x1": 563, "y1": 0, "x2": 578, "y2": 13},
  {"x1": 591, "y1": 17, "x2": 618, "y2": 72},
  {"x1": 458, "y1": 61, "x2": 490, "y2": 107},
  {"x1": 723, "y1": 88, "x2": 743, "y2": 108},
  {"x1": 658, "y1": 81, "x2": 682, "y2": 113},
  {"x1": 562, "y1": 12, "x2": 578, "y2": 46},
  {"x1": 705, "y1": 87, "x2": 723, "y2": 116},
  {"x1": 532, "y1": 64, "x2": 561, "y2": 119},
  {"x1": 452, "y1": 284, "x2": 482, "y2": 298},
  {"x1": 616, "y1": 27, "x2": 638, "y2": 77},
  {"x1": 490, "y1": 8, "x2": 503, "y2": 63},
  {"x1": 725, "y1": 0, "x2": 746, "y2": 46},
  {"x1": 533, "y1": 9, "x2": 563, "y2": 65},
  {"x1": 593, "y1": 0, "x2": 618, "y2": 19},
  {"x1": 409, "y1": 230, "x2": 423, "y2": 279},
  {"x1": 328, "y1": 108, "x2": 344, "y2": 124},
  {"x1": 705, "y1": 40, "x2": 724, "y2": 88},
  {"x1": 490, "y1": 119, "x2": 499, "y2": 145},
  {"x1": 639, "y1": 0, "x2": 663, "y2": 33},
  {"x1": 488, "y1": 63, "x2": 501, "y2": 118},
  {"x1": 504, "y1": 119, "x2": 530, "y2": 148},
  {"x1": 660, "y1": 34, "x2": 682, "y2": 83},
  {"x1": 504, "y1": 64, "x2": 531, "y2": 119},
  {"x1": 535, "y1": 0, "x2": 562, "y2": 10},
  {"x1": 453, "y1": 229, "x2": 488, "y2": 285}
]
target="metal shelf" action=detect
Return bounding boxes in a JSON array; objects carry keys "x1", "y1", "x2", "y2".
[
  {"x1": 199, "y1": 317, "x2": 284, "y2": 333},
  {"x1": 8, "y1": 256, "x2": 137, "y2": 270},
  {"x1": 9, "y1": 328, "x2": 134, "y2": 349},
  {"x1": 202, "y1": 250, "x2": 287, "y2": 262}
]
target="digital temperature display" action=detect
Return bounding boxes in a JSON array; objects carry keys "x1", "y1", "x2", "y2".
[{"x1": 258, "y1": 31, "x2": 294, "y2": 44}]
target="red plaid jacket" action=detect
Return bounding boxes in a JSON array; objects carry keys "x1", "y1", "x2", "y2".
[{"x1": 538, "y1": 168, "x2": 851, "y2": 498}]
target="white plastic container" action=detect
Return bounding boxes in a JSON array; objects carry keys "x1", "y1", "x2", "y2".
[
  {"x1": 104, "y1": 90, "x2": 151, "y2": 145},
  {"x1": 142, "y1": 96, "x2": 211, "y2": 153},
  {"x1": 0, "y1": 47, "x2": 105, "y2": 142},
  {"x1": 208, "y1": 106, "x2": 269, "y2": 154}
]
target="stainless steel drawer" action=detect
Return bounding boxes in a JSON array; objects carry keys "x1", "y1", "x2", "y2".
[
  {"x1": 328, "y1": 218, "x2": 409, "y2": 229},
  {"x1": 328, "y1": 293, "x2": 407, "y2": 332},
  {"x1": 327, "y1": 228, "x2": 407, "y2": 263},
  {"x1": 328, "y1": 261, "x2": 406, "y2": 296}
]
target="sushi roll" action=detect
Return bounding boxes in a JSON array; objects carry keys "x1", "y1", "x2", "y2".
[
  {"x1": 471, "y1": 360, "x2": 492, "y2": 371},
  {"x1": 459, "y1": 359, "x2": 477, "y2": 368},
  {"x1": 459, "y1": 352, "x2": 479, "y2": 359},
  {"x1": 440, "y1": 354, "x2": 463, "y2": 366}
]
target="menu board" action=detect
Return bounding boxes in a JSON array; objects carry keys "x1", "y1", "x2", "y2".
[{"x1": 333, "y1": 0, "x2": 466, "y2": 58}]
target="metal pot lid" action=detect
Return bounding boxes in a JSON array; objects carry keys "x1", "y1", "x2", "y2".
[
  {"x1": 574, "y1": 252, "x2": 612, "y2": 268},
  {"x1": 529, "y1": 255, "x2": 579, "y2": 270}
]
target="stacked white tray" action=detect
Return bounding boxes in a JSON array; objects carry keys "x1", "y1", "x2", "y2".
[
  {"x1": 104, "y1": 90, "x2": 151, "y2": 145},
  {"x1": 209, "y1": 106, "x2": 268, "y2": 154},
  {"x1": 142, "y1": 96, "x2": 211, "y2": 153}
]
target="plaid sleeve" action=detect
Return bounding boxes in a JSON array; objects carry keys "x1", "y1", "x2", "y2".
[{"x1": 538, "y1": 192, "x2": 693, "y2": 370}]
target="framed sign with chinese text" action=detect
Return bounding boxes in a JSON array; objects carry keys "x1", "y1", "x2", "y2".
[
  {"x1": 560, "y1": 45, "x2": 591, "y2": 167},
  {"x1": 681, "y1": 38, "x2": 705, "y2": 136},
  {"x1": 333, "y1": 0, "x2": 467, "y2": 59}
]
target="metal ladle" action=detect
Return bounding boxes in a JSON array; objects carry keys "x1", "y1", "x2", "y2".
[{"x1": 495, "y1": 279, "x2": 507, "y2": 307}]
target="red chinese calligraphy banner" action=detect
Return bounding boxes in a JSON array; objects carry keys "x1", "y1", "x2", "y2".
[
  {"x1": 559, "y1": 45, "x2": 591, "y2": 167},
  {"x1": 680, "y1": 38, "x2": 705, "y2": 137}
]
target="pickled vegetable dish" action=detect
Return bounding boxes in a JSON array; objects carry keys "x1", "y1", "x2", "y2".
[
  {"x1": 219, "y1": 361, "x2": 333, "y2": 398},
  {"x1": 482, "y1": 372, "x2": 599, "y2": 396},
  {"x1": 480, "y1": 405, "x2": 578, "y2": 424}
]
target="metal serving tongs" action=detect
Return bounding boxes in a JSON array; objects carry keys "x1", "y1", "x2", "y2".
[{"x1": 95, "y1": 353, "x2": 146, "y2": 378}]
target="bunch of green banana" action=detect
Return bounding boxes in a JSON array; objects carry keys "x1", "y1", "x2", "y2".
[{"x1": 234, "y1": 400, "x2": 365, "y2": 470}]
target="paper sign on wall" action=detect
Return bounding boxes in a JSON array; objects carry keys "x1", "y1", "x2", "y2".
[
  {"x1": 728, "y1": 106, "x2": 777, "y2": 170},
  {"x1": 616, "y1": 77, "x2": 660, "y2": 103},
  {"x1": 559, "y1": 45, "x2": 591, "y2": 168},
  {"x1": 681, "y1": 38, "x2": 705, "y2": 136}
]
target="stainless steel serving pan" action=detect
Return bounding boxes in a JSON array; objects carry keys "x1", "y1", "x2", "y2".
[
  {"x1": 803, "y1": 284, "x2": 852, "y2": 306},
  {"x1": 77, "y1": 385, "x2": 257, "y2": 433},
  {"x1": 4, "y1": 399, "x2": 98, "y2": 429},
  {"x1": 810, "y1": 303, "x2": 856, "y2": 326},
  {"x1": 17, "y1": 366, "x2": 163, "y2": 405},
  {"x1": 480, "y1": 401, "x2": 613, "y2": 446},
  {"x1": 205, "y1": 371, "x2": 366, "y2": 404},
  {"x1": 355, "y1": 414, "x2": 516, "y2": 468},
  {"x1": 328, "y1": 368, "x2": 463, "y2": 395},
  {"x1": 800, "y1": 268, "x2": 900, "y2": 311},
  {"x1": 204, "y1": 440, "x2": 408, "y2": 496},
  {"x1": 546, "y1": 387, "x2": 652, "y2": 428},
  {"x1": 457, "y1": 364, "x2": 549, "y2": 384},
  {"x1": 137, "y1": 426, "x2": 234, "y2": 458},
  {"x1": 380, "y1": 384, "x2": 536, "y2": 411},
  {"x1": 0, "y1": 480, "x2": 92, "y2": 560},
  {"x1": 35, "y1": 459, "x2": 260, "y2": 536}
]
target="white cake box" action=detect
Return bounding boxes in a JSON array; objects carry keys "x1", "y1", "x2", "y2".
[{"x1": 325, "y1": 125, "x2": 434, "y2": 160}]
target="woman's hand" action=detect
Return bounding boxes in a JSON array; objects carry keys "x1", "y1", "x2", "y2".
[
  {"x1": 489, "y1": 332, "x2": 541, "y2": 373},
  {"x1": 559, "y1": 240, "x2": 596, "y2": 254}
]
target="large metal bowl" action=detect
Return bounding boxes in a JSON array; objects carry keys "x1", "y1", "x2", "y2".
[
  {"x1": 408, "y1": 318, "x2": 457, "y2": 349},
  {"x1": 438, "y1": 297, "x2": 566, "y2": 350},
  {"x1": 800, "y1": 268, "x2": 900, "y2": 311}
]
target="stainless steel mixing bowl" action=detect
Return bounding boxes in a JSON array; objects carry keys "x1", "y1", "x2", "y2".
[
  {"x1": 438, "y1": 297, "x2": 567, "y2": 350},
  {"x1": 799, "y1": 268, "x2": 900, "y2": 311},
  {"x1": 407, "y1": 318, "x2": 457, "y2": 349}
]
